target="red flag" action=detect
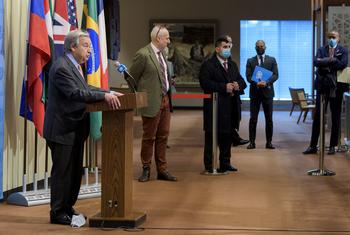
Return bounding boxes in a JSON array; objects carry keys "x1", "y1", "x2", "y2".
[{"x1": 26, "y1": 0, "x2": 51, "y2": 136}]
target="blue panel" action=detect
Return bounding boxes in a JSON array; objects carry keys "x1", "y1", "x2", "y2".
[{"x1": 240, "y1": 20, "x2": 313, "y2": 100}]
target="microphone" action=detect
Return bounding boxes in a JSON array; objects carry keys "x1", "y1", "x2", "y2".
[{"x1": 114, "y1": 61, "x2": 137, "y2": 93}]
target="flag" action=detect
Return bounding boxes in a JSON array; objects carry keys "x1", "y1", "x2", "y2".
[
  {"x1": 104, "y1": 0, "x2": 120, "y2": 60},
  {"x1": 52, "y1": 0, "x2": 78, "y2": 59},
  {"x1": 83, "y1": 0, "x2": 109, "y2": 140},
  {"x1": 20, "y1": 0, "x2": 52, "y2": 136},
  {"x1": 97, "y1": 0, "x2": 109, "y2": 89}
]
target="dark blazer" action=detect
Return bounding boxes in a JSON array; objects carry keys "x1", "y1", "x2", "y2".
[
  {"x1": 314, "y1": 44, "x2": 348, "y2": 92},
  {"x1": 246, "y1": 55, "x2": 278, "y2": 99},
  {"x1": 129, "y1": 44, "x2": 173, "y2": 117},
  {"x1": 199, "y1": 54, "x2": 246, "y2": 133},
  {"x1": 43, "y1": 55, "x2": 106, "y2": 145}
]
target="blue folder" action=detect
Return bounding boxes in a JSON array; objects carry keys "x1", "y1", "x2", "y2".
[{"x1": 252, "y1": 66, "x2": 273, "y2": 83}]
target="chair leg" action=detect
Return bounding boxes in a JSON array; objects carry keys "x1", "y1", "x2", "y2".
[
  {"x1": 290, "y1": 104, "x2": 295, "y2": 116},
  {"x1": 303, "y1": 109, "x2": 309, "y2": 122},
  {"x1": 297, "y1": 110, "x2": 303, "y2": 124}
]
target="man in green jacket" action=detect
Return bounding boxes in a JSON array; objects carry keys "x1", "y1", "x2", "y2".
[{"x1": 129, "y1": 25, "x2": 177, "y2": 182}]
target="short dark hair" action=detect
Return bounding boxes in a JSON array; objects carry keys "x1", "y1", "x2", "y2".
[{"x1": 215, "y1": 37, "x2": 229, "y2": 47}]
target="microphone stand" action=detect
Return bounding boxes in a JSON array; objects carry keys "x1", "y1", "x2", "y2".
[{"x1": 123, "y1": 71, "x2": 137, "y2": 93}]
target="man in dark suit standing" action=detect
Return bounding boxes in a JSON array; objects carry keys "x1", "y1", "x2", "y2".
[
  {"x1": 303, "y1": 30, "x2": 348, "y2": 155},
  {"x1": 246, "y1": 40, "x2": 278, "y2": 149},
  {"x1": 224, "y1": 35, "x2": 249, "y2": 147},
  {"x1": 129, "y1": 25, "x2": 177, "y2": 182},
  {"x1": 44, "y1": 30, "x2": 122, "y2": 225},
  {"x1": 199, "y1": 36, "x2": 246, "y2": 173}
]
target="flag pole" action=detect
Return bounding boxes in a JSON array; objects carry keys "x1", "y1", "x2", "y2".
[
  {"x1": 44, "y1": 143, "x2": 49, "y2": 190},
  {"x1": 33, "y1": 130, "x2": 38, "y2": 191},
  {"x1": 22, "y1": 0, "x2": 33, "y2": 193}
]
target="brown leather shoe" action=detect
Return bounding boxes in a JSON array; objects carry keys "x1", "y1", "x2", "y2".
[
  {"x1": 138, "y1": 167, "x2": 150, "y2": 182},
  {"x1": 157, "y1": 171, "x2": 177, "y2": 181}
]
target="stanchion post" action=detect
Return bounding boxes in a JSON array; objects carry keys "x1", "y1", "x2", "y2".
[
  {"x1": 202, "y1": 92, "x2": 227, "y2": 176},
  {"x1": 308, "y1": 94, "x2": 335, "y2": 176}
]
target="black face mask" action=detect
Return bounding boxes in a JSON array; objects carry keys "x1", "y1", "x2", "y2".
[{"x1": 255, "y1": 48, "x2": 265, "y2": 55}]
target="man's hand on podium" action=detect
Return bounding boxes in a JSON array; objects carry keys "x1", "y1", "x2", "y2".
[{"x1": 105, "y1": 91, "x2": 124, "y2": 110}]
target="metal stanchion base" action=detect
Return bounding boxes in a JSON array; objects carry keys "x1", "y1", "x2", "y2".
[
  {"x1": 201, "y1": 169, "x2": 229, "y2": 176},
  {"x1": 307, "y1": 169, "x2": 336, "y2": 176},
  {"x1": 337, "y1": 145, "x2": 349, "y2": 153},
  {"x1": 7, "y1": 183, "x2": 101, "y2": 207}
]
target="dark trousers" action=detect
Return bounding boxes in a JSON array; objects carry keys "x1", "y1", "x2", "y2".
[
  {"x1": 310, "y1": 89, "x2": 344, "y2": 148},
  {"x1": 48, "y1": 140, "x2": 84, "y2": 216},
  {"x1": 249, "y1": 96, "x2": 273, "y2": 143},
  {"x1": 204, "y1": 131, "x2": 232, "y2": 170},
  {"x1": 141, "y1": 95, "x2": 171, "y2": 173}
]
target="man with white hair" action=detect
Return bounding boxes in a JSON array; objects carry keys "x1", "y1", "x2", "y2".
[
  {"x1": 44, "y1": 29, "x2": 122, "y2": 225},
  {"x1": 129, "y1": 25, "x2": 177, "y2": 182}
]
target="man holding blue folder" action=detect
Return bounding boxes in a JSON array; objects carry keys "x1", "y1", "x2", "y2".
[{"x1": 246, "y1": 40, "x2": 279, "y2": 149}]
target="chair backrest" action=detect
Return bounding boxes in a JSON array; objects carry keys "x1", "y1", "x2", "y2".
[
  {"x1": 296, "y1": 89, "x2": 308, "y2": 108},
  {"x1": 289, "y1": 87, "x2": 305, "y2": 105}
]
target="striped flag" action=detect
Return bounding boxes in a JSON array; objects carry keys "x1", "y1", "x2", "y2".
[
  {"x1": 97, "y1": 0, "x2": 109, "y2": 89},
  {"x1": 19, "y1": 0, "x2": 52, "y2": 136},
  {"x1": 83, "y1": 0, "x2": 109, "y2": 140},
  {"x1": 52, "y1": 0, "x2": 78, "y2": 59}
]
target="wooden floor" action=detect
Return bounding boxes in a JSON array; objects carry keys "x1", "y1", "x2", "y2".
[{"x1": 1, "y1": 110, "x2": 350, "y2": 234}]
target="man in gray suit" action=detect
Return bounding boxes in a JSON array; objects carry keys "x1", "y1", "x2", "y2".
[
  {"x1": 44, "y1": 30, "x2": 122, "y2": 225},
  {"x1": 129, "y1": 25, "x2": 177, "y2": 182},
  {"x1": 246, "y1": 40, "x2": 278, "y2": 149}
]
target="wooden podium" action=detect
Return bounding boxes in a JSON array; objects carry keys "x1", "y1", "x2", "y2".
[{"x1": 86, "y1": 92, "x2": 147, "y2": 228}]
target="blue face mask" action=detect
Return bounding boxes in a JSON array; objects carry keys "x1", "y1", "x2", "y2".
[
  {"x1": 220, "y1": 48, "x2": 231, "y2": 59},
  {"x1": 328, "y1": 38, "x2": 337, "y2": 48}
]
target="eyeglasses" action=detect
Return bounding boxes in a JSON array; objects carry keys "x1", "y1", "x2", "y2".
[{"x1": 155, "y1": 24, "x2": 166, "y2": 38}]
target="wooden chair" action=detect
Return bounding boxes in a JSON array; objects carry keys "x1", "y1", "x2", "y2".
[
  {"x1": 289, "y1": 87, "x2": 304, "y2": 116},
  {"x1": 296, "y1": 90, "x2": 316, "y2": 124}
]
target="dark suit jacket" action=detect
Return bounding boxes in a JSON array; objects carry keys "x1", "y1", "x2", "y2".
[
  {"x1": 199, "y1": 54, "x2": 247, "y2": 133},
  {"x1": 43, "y1": 55, "x2": 106, "y2": 145},
  {"x1": 129, "y1": 44, "x2": 173, "y2": 117},
  {"x1": 314, "y1": 44, "x2": 349, "y2": 93},
  {"x1": 246, "y1": 55, "x2": 278, "y2": 99}
]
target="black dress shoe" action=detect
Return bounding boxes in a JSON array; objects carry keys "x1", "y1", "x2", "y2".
[
  {"x1": 247, "y1": 143, "x2": 256, "y2": 149},
  {"x1": 157, "y1": 171, "x2": 177, "y2": 181},
  {"x1": 265, "y1": 142, "x2": 275, "y2": 149},
  {"x1": 219, "y1": 165, "x2": 238, "y2": 172},
  {"x1": 50, "y1": 213, "x2": 72, "y2": 225},
  {"x1": 138, "y1": 167, "x2": 150, "y2": 182},
  {"x1": 328, "y1": 146, "x2": 336, "y2": 155},
  {"x1": 303, "y1": 146, "x2": 317, "y2": 154},
  {"x1": 232, "y1": 138, "x2": 249, "y2": 146}
]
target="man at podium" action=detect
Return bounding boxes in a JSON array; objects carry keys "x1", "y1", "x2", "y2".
[
  {"x1": 44, "y1": 30, "x2": 122, "y2": 225},
  {"x1": 129, "y1": 25, "x2": 177, "y2": 182}
]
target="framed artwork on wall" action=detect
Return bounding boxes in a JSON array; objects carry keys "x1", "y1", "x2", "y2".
[{"x1": 150, "y1": 19, "x2": 218, "y2": 88}]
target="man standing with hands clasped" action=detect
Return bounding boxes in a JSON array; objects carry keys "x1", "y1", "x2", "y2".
[
  {"x1": 303, "y1": 30, "x2": 348, "y2": 155},
  {"x1": 44, "y1": 30, "x2": 123, "y2": 225},
  {"x1": 199, "y1": 36, "x2": 246, "y2": 173},
  {"x1": 246, "y1": 40, "x2": 278, "y2": 150}
]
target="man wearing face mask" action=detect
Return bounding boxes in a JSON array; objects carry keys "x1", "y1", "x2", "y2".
[
  {"x1": 199, "y1": 36, "x2": 246, "y2": 173},
  {"x1": 303, "y1": 30, "x2": 348, "y2": 155},
  {"x1": 246, "y1": 40, "x2": 278, "y2": 149},
  {"x1": 224, "y1": 35, "x2": 249, "y2": 147}
]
